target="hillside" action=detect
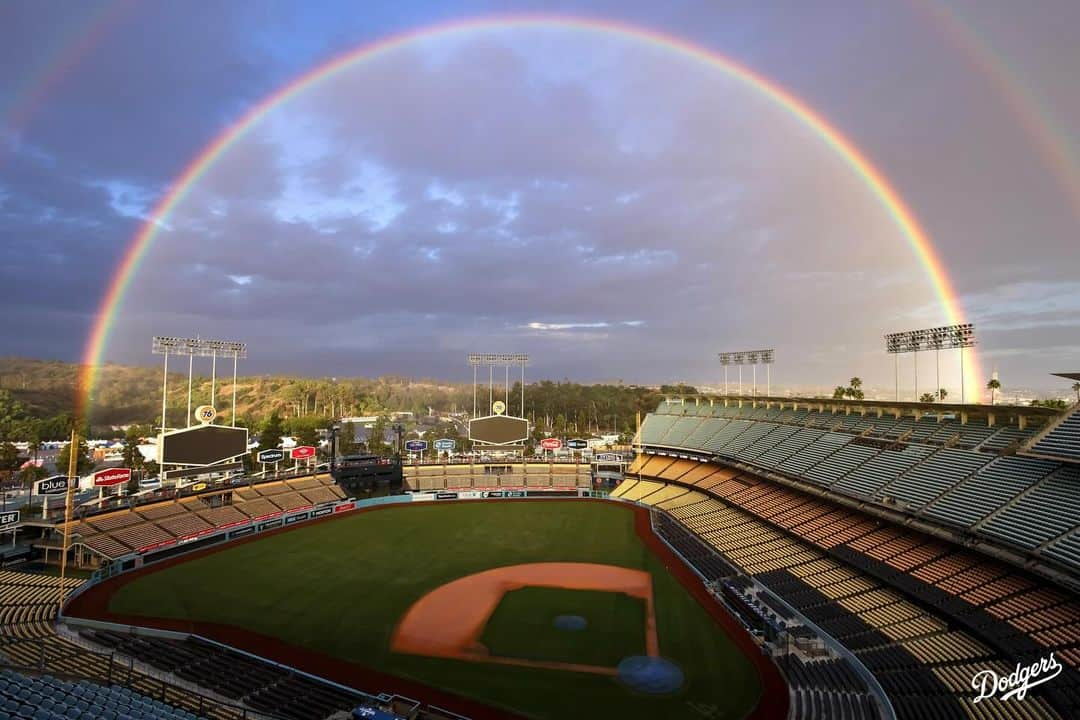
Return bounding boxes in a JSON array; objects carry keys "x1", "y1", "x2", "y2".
[
  {"x1": 0, "y1": 357, "x2": 477, "y2": 428},
  {"x1": 0, "y1": 358, "x2": 671, "y2": 443}
]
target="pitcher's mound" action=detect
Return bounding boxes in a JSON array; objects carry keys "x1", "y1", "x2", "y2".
[
  {"x1": 553, "y1": 614, "x2": 588, "y2": 631},
  {"x1": 616, "y1": 656, "x2": 685, "y2": 694}
]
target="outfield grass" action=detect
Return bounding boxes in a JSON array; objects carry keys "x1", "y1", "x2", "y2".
[
  {"x1": 480, "y1": 587, "x2": 646, "y2": 667},
  {"x1": 107, "y1": 501, "x2": 761, "y2": 720}
]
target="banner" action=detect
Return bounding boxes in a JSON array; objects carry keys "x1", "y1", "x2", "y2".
[{"x1": 93, "y1": 468, "x2": 131, "y2": 487}]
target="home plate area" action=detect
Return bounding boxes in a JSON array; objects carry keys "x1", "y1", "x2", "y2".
[{"x1": 390, "y1": 562, "x2": 683, "y2": 692}]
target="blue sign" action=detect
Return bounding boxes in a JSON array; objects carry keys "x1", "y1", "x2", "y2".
[
  {"x1": 434, "y1": 438, "x2": 455, "y2": 451},
  {"x1": 36, "y1": 476, "x2": 70, "y2": 495},
  {"x1": 257, "y1": 448, "x2": 285, "y2": 463},
  {"x1": 404, "y1": 440, "x2": 428, "y2": 452},
  {"x1": 566, "y1": 438, "x2": 588, "y2": 450}
]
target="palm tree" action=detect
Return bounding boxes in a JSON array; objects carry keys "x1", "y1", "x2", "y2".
[
  {"x1": 920, "y1": 392, "x2": 937, "y2": 403},
  {"x1": 987, "y1": 378, "x2": 1001, "y2": 405},
  {"x1": 850, "y1": 377, "x2": 863, "y2": 391},
  {"x1": 833, "y1": 386, "x2": 847, "y2": 400},
  {"x1": 938, "y1": 387, "x2": 948, "y2": 402},
  {"x1": 1073, "y1": 382, "x2": 1080, "y2": 404}
]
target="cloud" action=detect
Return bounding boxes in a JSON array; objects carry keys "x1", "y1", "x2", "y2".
[{"x1": 1, "y1": 3, "x2": 1077, "y2": 391}]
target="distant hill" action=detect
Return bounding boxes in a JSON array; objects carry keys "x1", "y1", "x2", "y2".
[
  {"x1": 0, "y1": 357, "x2": 472, "y2": 428},
  {"x1": 0, "y1": 357, "x2": 667, "y2": 437}
]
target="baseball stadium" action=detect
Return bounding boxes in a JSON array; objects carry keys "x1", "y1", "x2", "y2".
[
  {"x1": 1, "y1": 7, "x2": 1078, "y2": 720},
  {"x1": 1, "y1": 388, "x2": 1080, "y2": 720}
]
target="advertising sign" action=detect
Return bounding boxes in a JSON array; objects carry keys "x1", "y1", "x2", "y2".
[
  {"x1": 92, "y1": 468, "x2": 131, "y2": 487},
  {"x1": 258, "y1": 448, "x2": 286, "y2": 464},
  {"x1": 404, "y1": 440, "x2": 428, "y2": 452},
  {"x1": 435, "y1": 491, "x2": 459, "y2": 500},
  {"x1": 540, "y1": 438, "x2": 563, "y2": 450},
  {"x1": 312, "y1": 506, "x2": 333, "y2": 518},
  {"x1": 434, "y1": 438, "x2": 455, "y2": 451},
  {"x1": 195, "y1": 405, "x2": 217, "y2": 424},
  {"x1": 0, "y1": 510, "x2": 19, "y2": 528},
  {"x1": 566, "y1": 438, "x2": 588, "y2": 450},
  {"x1": 290, "y1": 445, "x2": 317, "y2": 460},
  {"x1": 35, "y1": 476, "x2": 70, "y2": 495},
  {"x1": 284, "y1": 512, "x2": 310, "y2": 525},
  {"x1": 596, "y1": 453, "x2": 620, "y2": 462}
]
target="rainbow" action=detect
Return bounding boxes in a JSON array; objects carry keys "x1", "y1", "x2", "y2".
[
  {"x1": 76, "y1": 14, "x2": 983, "y2": 416},
  {"x1": 1, "y1": 0, "x2": 134, "y2": 164},
  {"x1": 914, "y1": 0, "x2": 1080, "y2": 220}
]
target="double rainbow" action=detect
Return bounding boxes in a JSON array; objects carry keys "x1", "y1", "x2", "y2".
[{"x1": 76, "y1": 15, "x2": 982, "y2": 415}]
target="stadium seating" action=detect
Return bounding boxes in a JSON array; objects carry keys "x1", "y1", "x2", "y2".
[
  {"x1": 980, "y1": 465, "x2": 1080, "y2": 551},
  {"x1": 1030, "y1": 406, "x2": 1080, "y2": 461},
  {"x1": 876, "y1": 448, "x2": 990, "y2": 510},
  {"x1": 637, "y1": 404, "x2": 1080, "y2": 575},
  {"x1": 618, "y1": 466, "x2": 1080, "y2": 719},
  {"x1": 50, "y1": 474, "x2": 351, "y2": 562},
  {"x1": 0, "y1": 572, "x2": 249, "y2": 719},
  {"x1": 922, "y1": 456, "x2": 1058, "y2": 527},
  {"x1": 0, "y1": 669, "x2": 200, "y2": 720},
  {"x1": 79, "y1": 630, "x2": 362, "y2": 720}
]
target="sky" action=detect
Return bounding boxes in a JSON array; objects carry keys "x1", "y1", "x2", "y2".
[{"x1": 1, "y1": 0, "x2": 1077, "y2": 398}]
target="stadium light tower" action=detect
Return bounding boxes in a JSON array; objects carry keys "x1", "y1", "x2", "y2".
[
  {"x1": 718, "y1": 353, "x2": 732, "y2": 395},
  {"x1": 884, "y1": 324, "x2": 974, "y2": 402},
  {"x1": 468, "y1": 353, "x2": 531, "y2": 418},
  {"x1": 153, "y1": 336, "x2": 247, "y2": 430},
  {"x1": 718, "y1": 349, "x2": 775, "y2": 397}
]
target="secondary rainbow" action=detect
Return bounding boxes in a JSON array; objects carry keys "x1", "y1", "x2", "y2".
[{"x1": 76, "y1": 14, "x2": 983, "y2": 416}]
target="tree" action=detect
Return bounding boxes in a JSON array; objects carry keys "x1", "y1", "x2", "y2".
[
  {"x1": 832, "y1": 386, "x2": 847, "y2": 399},
  {"x1": 57, "y1": 438, "x2": 94, "y2": 476},
  {"x1": 338, "y1": 422, "x2": 360, "y2": 456},
  {"x1": 987, "y1": 378, "x2": 1001, "y2": 405},
  {"x1": 294, "y1": 425, "x2": 320, "y2": 451},
  {"x1": 1030, "y1": 398, "x2": 1067, "y2": 409},
  {"x1": 938, "y1": 387, "x2": 948, "y2": 402},
  {"x1": 121, "y1": 426, "x2": 146, "y2": 473},
  {"x1": 920, "y1": 392, "x2": 937, "y2": 403},
  {"x1": 18, "y1": 464, "x2": 47, "y2": 488},
  {"x1": 258, "y1": 412, "x2": 285, "y2": 452},
  {"x1": 849, "y1": 378, "x2": 862, "y2": 391},
  {"x1": 1072, "y1": 382, "x2": 1080, "y2": 403},
  {"x1": 367, "y1": 415, "x2": 389, "y2": 456},
  {"x1": 0, "y1": 442, "x2": 21, "y2": 484}
]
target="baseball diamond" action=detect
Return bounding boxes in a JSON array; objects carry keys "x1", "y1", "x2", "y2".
[{"x1": 65, "y1": 500, "x2": 783, "y2": 719}]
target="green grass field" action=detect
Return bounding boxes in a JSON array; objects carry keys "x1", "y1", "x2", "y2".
[
  {"x1": 107, "y1": 501, "x2": 761, "y2": 719},
  {"x1": 480, "y1": 587, "x2": 646, "y2": 667}
]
